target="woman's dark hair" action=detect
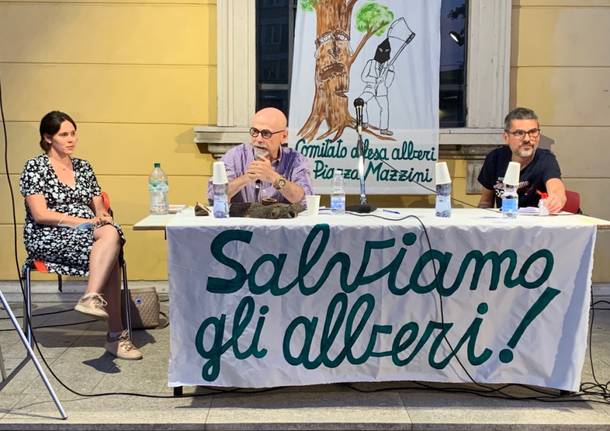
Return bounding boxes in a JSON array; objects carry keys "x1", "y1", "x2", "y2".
[{"x1": 39, "y1": 111, "x2": 77, "y2": 153}]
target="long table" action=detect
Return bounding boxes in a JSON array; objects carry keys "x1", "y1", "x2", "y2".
[{"x1": 135, "y1": 208, "x2": 610, "y2": 391}]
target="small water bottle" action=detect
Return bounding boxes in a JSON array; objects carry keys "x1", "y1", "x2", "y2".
[
  {"x1": 501, "y1": 162, "x2": 520, "y2": 219},
  {"x1": 501, "y1": 185, "x2": 518, "y2": 218},
  {"x1": 148, "y1": 162, "x2": 169, "y2": 215},
  {"x1": 435, "y1": 184, "x2": 452, "y2": 217},
  {"x1": 330, "y1": 169, "x2": 346, "y2": 215},
  {"x1": 434, "y1": 162, "x2": 451, "y2": 218},
  {"x1": 212, "y1": 161, "x2": 229, "y2": 218}
]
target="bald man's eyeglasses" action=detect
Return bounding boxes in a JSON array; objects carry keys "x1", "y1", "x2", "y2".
[{"x1": 250, "y1": 127, "x2": 283, "y2": 139}]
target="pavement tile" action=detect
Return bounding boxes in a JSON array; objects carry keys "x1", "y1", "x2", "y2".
[
  {"x1": 1, "y1": 392, "x2": 211, "y2": 427},
  {"x1": 400, "y1": 389, "x2": 610, "y2": 430},
  {"x1": 0, "y1": 393, "x2": 25, "y2": 421},
  {"x1": 205, "y1": 388, "x2": 411, "y2": 430},
  {"x1": 92, "y1": 360, "x2": 171, "y2": 395},
  {"x1": 0, "y1": 358, "x2": 58, "y2": 396},
  {"x1": 0, "y1": 329, "x2": 21, "y2": 353},
  {"x1": 3, "y1": 294, "x2": 610, "y2": 430}
]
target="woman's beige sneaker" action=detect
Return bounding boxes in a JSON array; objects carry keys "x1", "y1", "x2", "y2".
[
  {"x1": 105, "y1": 331, "x2": 143, "y2": 360},
  {"x1": 74, "y1": 293, "x2": 109, "y2": 320}
]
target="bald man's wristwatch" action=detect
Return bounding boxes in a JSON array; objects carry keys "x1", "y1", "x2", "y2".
[{"x1": 273, "y1": 176, "x2": 287, "y2": 191}]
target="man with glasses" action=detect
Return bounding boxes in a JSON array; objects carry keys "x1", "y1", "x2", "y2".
[
  {"x1": 478, "y1": 107, "x2": 566, "y2": 213},
  {"x1": 208, "y1": 107, "x2": 312, "y2": 204}
]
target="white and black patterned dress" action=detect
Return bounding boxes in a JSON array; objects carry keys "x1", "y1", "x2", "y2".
[{"x1": 19, "y1": 154, "x2": 125, "y2": 276}]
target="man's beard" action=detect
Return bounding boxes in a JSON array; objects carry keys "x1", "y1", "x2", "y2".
[{"x1": 516, "y1": 143, "x2": 535, "y2": 158}]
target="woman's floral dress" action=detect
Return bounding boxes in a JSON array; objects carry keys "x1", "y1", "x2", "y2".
[{"x1": 19, "y1": 154, "x2": 125, "y2": 275}]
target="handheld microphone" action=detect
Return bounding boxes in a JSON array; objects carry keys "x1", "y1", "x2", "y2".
[
  {"x1": 353, "y1": 98, "x2": 364, "y2": 135},
  {"x1": 253, "y1": 146, "x2": 269, "y2": 203}
]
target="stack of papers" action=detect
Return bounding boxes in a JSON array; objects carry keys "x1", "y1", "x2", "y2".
[
  {"x1": 518, "y1": 207, "x2": 540, "y2": 215},
  {"x1": 169, "y1": 204, "x2": 187, "y2": 214}
]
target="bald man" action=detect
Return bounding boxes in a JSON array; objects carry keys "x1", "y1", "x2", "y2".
[{"x1": 208, "y1": 108, "x2": 313, "y2": 204}]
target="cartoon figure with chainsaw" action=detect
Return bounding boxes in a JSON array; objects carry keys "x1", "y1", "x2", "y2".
[{"x1": 358, "y1": 17, "x2": 415, "y2": 136}]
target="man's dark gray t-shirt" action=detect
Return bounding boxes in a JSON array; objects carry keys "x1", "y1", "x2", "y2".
[{"x1": 478, "y1": 146, "x2": 561, "y2": 208}]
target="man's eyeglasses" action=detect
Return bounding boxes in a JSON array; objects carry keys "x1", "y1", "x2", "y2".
[
  {"x1": 250, "y1": 127, "x2": 284, "y2": 139},
  {"x1": 505, "y1": 128, "x2": 541, "y2": 140}
]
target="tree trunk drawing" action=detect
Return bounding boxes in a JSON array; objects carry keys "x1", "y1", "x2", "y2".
[{"x1": 298, "y1": 0, "x2": 388, "y2": 142}]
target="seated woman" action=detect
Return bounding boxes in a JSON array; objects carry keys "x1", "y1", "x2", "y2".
[{"x1": 19, "y1": 111, "x2": 142, "y2": 360}]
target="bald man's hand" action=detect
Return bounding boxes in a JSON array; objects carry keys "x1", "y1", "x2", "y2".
[{"x1": 247, "y1": 157, "x2": 276, "y2": 182}]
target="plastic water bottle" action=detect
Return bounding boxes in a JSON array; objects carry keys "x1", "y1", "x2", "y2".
[
  {"x1": 434, "y1": 161, "x2": 452, "y2": 217},
  {"x1": 148, "y1": 162, "x2": 169, "y2": 215},
  {"x1": 213, "y1": 183, "x2": 229, "y2": 218},
  {"x1": 502, "y1": 185, "x2": 518, "y2": 218},
  {"x1": 330, "y1": 169, "x2": 346, "y2": 215},
  {"x1": 212, "y1": 161, "x2": 229, "y2": 218},
  {"x1": 435, "y1": 183, "x2": 452, "y2": 218}
]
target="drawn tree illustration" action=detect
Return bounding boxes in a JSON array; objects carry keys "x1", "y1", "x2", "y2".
[{"x1": 298, "y1": 0, "x2": 394, "y2": 142}]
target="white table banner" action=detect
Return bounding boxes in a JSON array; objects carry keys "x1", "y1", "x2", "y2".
[{"x1": 167, "y1": 214, "x2": 596, "y2": 391}]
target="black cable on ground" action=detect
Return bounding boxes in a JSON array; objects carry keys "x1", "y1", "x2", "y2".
[
  {"x1": 0, "y1": 307, "x2": 75, "y2": 320},
  {"x1": 2, "y1": 83, "x2": 607, "y2": 402},
  {"x1": 346, "y1": 210, "x2": 609, "y2": 403},
  {"x1": 0, "y1": 78, "x2": 25, "y2": 301}
]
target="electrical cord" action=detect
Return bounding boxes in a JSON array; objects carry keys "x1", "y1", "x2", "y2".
[
  {"x1": 29, "y1": 323, "x2": 284, "y2": 399},
  {"x1": 1, "y1": 79, "x2": 606, "y2": 402},
  {"x1": 0, "y1": 318, "x2": 99, "y2": 332},
  {"x1": 346, "y1": 210, "x2": 561, "y2": 399},
  {"x1": 361, "y1": 158, "x2": 608, "y2": 401},
  {"x1": 9, "y1": 204, "x2": 610, "y2": 402},
  {"x1": 0, "y1": 79, "x2": 25, "y2": 301},
  {"x1": 0, "y1": 79, "x2": 274, "y2": 400},
  {"x1": 345, "y1": 208, "x2": 609, "y2": 403},
  {"x1": 0, "y1": 307, "x2": 74, "y2": 320},
  {"x1": 378, "y1": 157, "x2": 584, "y2": 217}
]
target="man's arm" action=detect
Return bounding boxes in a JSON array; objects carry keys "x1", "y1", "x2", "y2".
[
  {"x1": 207, "y1": 147, "x2": 254, "y2": 202},
  {"x1": 544, "y1": 178, "x2": 567, "y2": 214},
  {"x1": 270, "y1": 172, "x2": 305, "y2": 204},
  {"x1": 228, "y1": 174, "x2": 255, "y2": 199},
  {"x1": 478, "y1": 187, "x2": 495, "y2": 209}
]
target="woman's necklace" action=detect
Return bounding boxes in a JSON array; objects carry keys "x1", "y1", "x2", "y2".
[{"x1": 49, "y1": 157, "x2": 72, "y2": 172}]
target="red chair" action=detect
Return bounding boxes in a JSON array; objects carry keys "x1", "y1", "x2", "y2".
[
  {"x1": 561, "y1": 190, "x2": 582, "y2": 214},
  {"x1": 22, "y1": 192, "x2": 132, "y2": 344}
]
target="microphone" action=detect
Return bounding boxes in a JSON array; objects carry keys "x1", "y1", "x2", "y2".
[
  {"x1": 346, "y1": 97, "x2": 375, "y2": 213},
  {"x1": 353, "y1": 98, "x2": 364, "y2": 134},
  {"x1": 253, "y1": 146, "x2": 269, "y2": 203}
]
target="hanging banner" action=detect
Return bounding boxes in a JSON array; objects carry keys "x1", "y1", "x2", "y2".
[
  {"x1": 167, "y1": 215, "x2": 597, "y2": 391},
  {"x1": 288, "y1": 0, "x2": 441, "y2": 194}
]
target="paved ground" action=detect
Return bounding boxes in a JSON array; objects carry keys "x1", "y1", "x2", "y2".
[{"x1": 1, "y1": 289, "x2": 610, "y2": 431}]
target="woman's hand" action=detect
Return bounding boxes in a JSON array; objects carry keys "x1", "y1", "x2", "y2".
[
  {"x1": 91, "y1": 215, "x2": 113, "y2": 228},
  {"x1": 99, "y1": 214, "x2": 113, "y2": 225}
]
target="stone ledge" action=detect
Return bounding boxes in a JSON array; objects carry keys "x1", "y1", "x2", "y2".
[{"x1": 194, "y1": 126, "x2": 505, "y2": 161}]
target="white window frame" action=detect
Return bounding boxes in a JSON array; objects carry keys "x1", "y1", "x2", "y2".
[{"x1": 195, "y1": 0, "x2": 511, "y2": 192}]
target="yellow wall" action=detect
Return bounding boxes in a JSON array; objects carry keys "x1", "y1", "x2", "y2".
[
  {"x1": 511, "y1": 0, "x2": 610, "y2": 282},
  {"x1": 0, "y1": 0, "x2": 216, "y2": 280},
  {"x1": 1, "y1": 0, "x2": 609, "y2": 283}
]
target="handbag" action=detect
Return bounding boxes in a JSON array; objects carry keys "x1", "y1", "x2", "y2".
[{"x1": 121, "y1": 286, "x2": 160, "y2": 329}]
